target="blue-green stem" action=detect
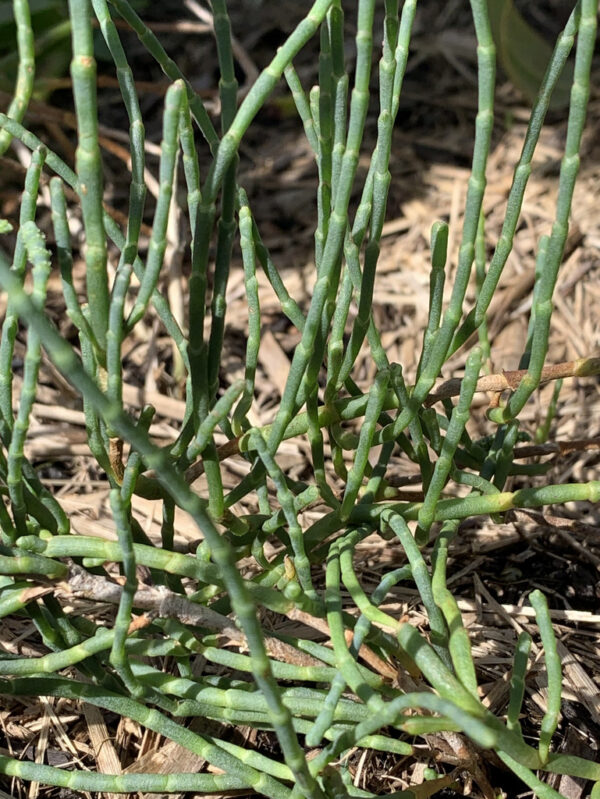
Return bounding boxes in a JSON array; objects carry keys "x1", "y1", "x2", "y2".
[
  {"x1": 535, "y1": 379, "x2": 563, "y2": 444},
  {"x1": 0, "y1": 676, "x2": 292, "y2": 799},
  {"x1": 50, "y1": 177, "x2": 99, "y2": 351},
  {"x1": 0, "y1": 146, "x2": 45, "y2": 440},
  {"x1": 265, "y1": 0, "x2": 374, "y2": 453},
  {"x1": 207, "y1": 0, "x2": 239, "y2": 407},
  {"x1": 474, "y1": 209, "x2": 491, "y2": 368},
  {"x1": 382, "y1": 511, "x2": 450, "y2": 664},
  {"x1": 431, "y1": 521, "x2": 478, "y2": 696},
  {"x1": 0, "y1": 755, "x2": 251, "y2": 796},
  {"x1": 126, "y1": 81, "x2": 184, "y2": 328},
  {"x1": 232, "y1": 189, "x2": 261, "y2": 434},
  {"x1": 308, "y1": 560, "x2": 412, "y2": 747},
  {"x1": 323, "y1": 537, "x2": 384, "y2": 712},
  {"x1": 249, "y1": 430, "x2": 317, "y2": 600},
  {"x1": 108, "y1": 488, "x2": 144, "y2": 698},
  {"x1": 453, "y1": 3, "x2": 582, "y2": 357},
  {"x1": 92, "y1": 0, "x2": 146, "y2": 270},
  {"x1": 328, "y1": 0, "x2": 347, "y2": 199},
  {"x1": 284, "y1": 64, "x2": 318, "y2": 153},
  {"x1": 186, "y1": 380, "x2": 244, "y2": 463},
  {"x1": 416, "y1": 221, "x2": 448, "y2": 381},
  {"x1": 415, "y1": 347, "x2": 481, "y2": 544},
  {"x1": 530, "y1": 589, "x2": 562, "y2": 764},
  {"x1": 306, "y1": 386, "x2": 340, "y2": 510},
  {"x1": 108, "y1": 0, "x2": 219, "y2": 151},
  {"x1": 507, "y1": 631, "x2": 532, "y2": 737},
  {"x1": 336, "y1": 0, "x2": 399, "y2": 384},
  {"x1": 315, "y1": 22, "x2": 333, "y2": 270},
  {"x1": 7, "y1": 222, "x2": 51, "y2": 537},
  {"x1": 68, "y1": 0, "x2": 110, "y2": 355},
  {"x1": 489, "y1": 0, "x2": 596, "y2": 423},
  {"x1": 377, "y1": 0, "x2": 495, "y2": 447},
  {"x1": 106, "y1": 262, "x2": 133, "y2": 440},
  {"x1": 0, "y1": 0, "x2": 34, "y2": 156},
  {"x1": 340, "y1": 369, "x2": 390, "y2": 519}
]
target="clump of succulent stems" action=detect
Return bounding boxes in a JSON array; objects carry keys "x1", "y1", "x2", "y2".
[{"x1": 0, "y1": 0, "x2": 598, "y2": 797}]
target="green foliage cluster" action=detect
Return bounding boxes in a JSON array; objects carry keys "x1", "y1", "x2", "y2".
[{"x1": 0, "y1": 1, "x2": 598, "y2": 797}]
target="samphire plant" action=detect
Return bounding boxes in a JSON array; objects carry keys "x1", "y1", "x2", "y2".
[{"x1": 0, "y1": 0, "x2": 599, "y2": 797}]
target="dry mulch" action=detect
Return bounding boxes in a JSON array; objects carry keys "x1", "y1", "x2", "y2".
[{"x1": 1, "y1": 2, "x2": 599, "y2": 798}]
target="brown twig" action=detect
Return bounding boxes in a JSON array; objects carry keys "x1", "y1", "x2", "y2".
[
  {"x1": 424, "y1": 356, "x2": 600, "y2": 406},
  {"x1": 61, "y1": 563, "x2": 324, "y2": 669},
  {"x1": 512, "y1": 437, "x2": 600, "y2": 460}
]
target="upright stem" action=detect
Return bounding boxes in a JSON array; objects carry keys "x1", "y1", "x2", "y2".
[{"x1": 68, "y1": 0, "x2": 110, "y2": 357}]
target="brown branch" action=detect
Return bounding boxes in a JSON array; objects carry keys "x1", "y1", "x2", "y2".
[
  {"x1": 425, "y1": 356, "x2": 600, "y2": 406},
  {"x1": 513, "y1": 436, "x2": 600, "y2": 460},
  {"x1": 61, "y1": 563, "x2": 322, "y2": 670}
]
